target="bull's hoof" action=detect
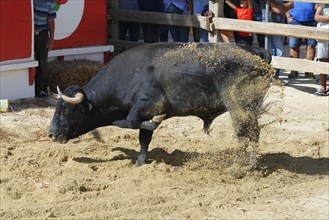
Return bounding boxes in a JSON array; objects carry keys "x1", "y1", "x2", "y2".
[
  {"x1": 230, "y1": 164, "x2": 248, "y2": 179},
  {"x1": 135, "y1": 154, "x2": 146, "y2": 167},
  {"x1": 246, "y1": 150, "x2": 258, "y2": 171},
  {"x1": 134, "y1": 160, "x2": 145, "y2": 167},
  {"x1": 230, "y1": 148, "x2": 259, "y2": 178}
]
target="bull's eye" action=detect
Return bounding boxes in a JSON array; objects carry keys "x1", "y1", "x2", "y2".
[{"x1": 78, "y1": 104, "x2": 85, "y2": 112}]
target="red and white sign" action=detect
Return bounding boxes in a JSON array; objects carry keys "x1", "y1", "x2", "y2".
[
  {"x1": 0, "y1": 0, "x2": 33, "y2": 62},
  {"x1": 54, "y1": 0, "x2": 107, "y2": 49}
]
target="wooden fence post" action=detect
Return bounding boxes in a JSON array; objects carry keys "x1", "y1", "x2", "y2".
[
  {"x1": 107, "y1": 0, "x2": 119, "y2": 42},
  {"x1": 208, "y1": 0, "x2": 224, "y2": 43}
]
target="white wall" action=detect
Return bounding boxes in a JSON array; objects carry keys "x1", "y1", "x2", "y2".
[{"x1": 0, "y1": 68, "x2": 34, "y2": 100}]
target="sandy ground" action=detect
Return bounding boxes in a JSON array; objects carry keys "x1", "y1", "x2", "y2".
[{"x1": 0, "y1": 73, "x2": 328, "y2": 219}]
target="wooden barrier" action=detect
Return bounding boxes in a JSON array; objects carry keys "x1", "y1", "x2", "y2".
[
  {"x1": 107, "y1": 1, "x2": 329, "y2": 75},
  {"x1": 108, "y1": 10, "x2": 328, "y2": 42}
]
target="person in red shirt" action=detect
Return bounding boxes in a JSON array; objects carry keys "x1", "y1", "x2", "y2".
[{"x1": 225, "y1": 0, "x2": 254, "y2": 45}]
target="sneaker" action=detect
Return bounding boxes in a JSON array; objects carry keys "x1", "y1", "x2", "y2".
[
  {"x1": 304, "y1": 72, "x2": 315, "y2": 79},
  {"x1": 288, "y1": 70, "x2": 299, "y2": 79},
  {"x1": 36, "y1": 91, "x2": 48, "y2": 98},
  {"x1": 274, "y1": 76, "x2": 288, "y2": 85},
  {"x1": 314, "y1": 89, "x2": 329, "y2": 96}
]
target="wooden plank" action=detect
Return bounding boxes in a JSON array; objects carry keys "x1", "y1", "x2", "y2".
[
  {"x1": 284, "y1": 0, "x2": 328, "y2": 4},
  {"x1": 107, "y1": 8, "x2": 329, "y2": 75},
  {"x1": 108, "y1": 40, "x2": 143, "y2": 56},
  {"x1": 213, "y1": 18, "x2": 329, "y2": 42},
  {"x1": 107, "y1": 0, "x2": 119, "y2": 40},
  {"x1": 208, "y1": 0, "x2": 220, "y2": 43},
  {"x1": 108, "y1": 10, "x2": 329, "y2": 42},
  {"x1": 108, "y1": 9, "x2": 209, "y2": 29},
  {"x1": 272, "y1": 57, "x2": 329, "y2": 75}
]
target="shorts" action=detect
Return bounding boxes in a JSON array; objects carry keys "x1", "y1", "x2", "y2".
[
  {"x1": 316, "y1": 42, "x2": 329, "y2": 59},
  {"x1": 288, "y1": 19, "x2": 317, "y2": 48}
]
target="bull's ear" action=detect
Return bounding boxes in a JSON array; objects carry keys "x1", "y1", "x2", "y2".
[
  {"x1": 87, "y1": 102, "x2": 93, "y2": 111},
  {"x1": 78, "y1": 101, "x2": 93, "y2": 112}
]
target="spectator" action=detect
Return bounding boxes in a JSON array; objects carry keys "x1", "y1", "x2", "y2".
[
  {"x1": 33, "y1": 0, "x2": 56, "y2": 97},
  {"x1": 225, "y1": 0, "x2": 254, "y2": 46},
  {"x1": 200, "y1": 4, "x2": 210, "y2": 42},
  {"x1": 160, "y1": 0, "x2": 171, "y2": 42},
  {"x1": 192, "y1": 0, "x2": 205, "y2": 42},
  {"x1": 138, "y1": 0, "x2": 163, "y2": 43},
  {"x1": 267, "y1": 0, "x2": 293, "y2": 79},
  {"x1": 164, "y1": 0, "x2": 193, "y2": 42},
  {"x1": 252, "y1": 0, "x2": 265, "y2": 48},
  {"x1": 220, "y1": 0, "x2": 240, "y2": 43},
  {"x1": 314, "y1": 4, "x2": 329, "y2": 96},
  {"x1": 119, "y1": 0, "x2": 140, "y2": 42},
  {"x1": 286, "y1": 2, "x2": 318, "y2": 79}
]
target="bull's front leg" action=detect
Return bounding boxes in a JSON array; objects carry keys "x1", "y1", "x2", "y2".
[
  {"x1": 112, "y1": 114, "x2": 166, "y2": 131},
  {"x1": 136, "y1": 129, "x2": 153, "y2": 166}
]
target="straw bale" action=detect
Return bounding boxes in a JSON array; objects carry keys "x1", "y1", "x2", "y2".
[{"x1": 45, "y1": 60, "x2": 105, "y2": 91}]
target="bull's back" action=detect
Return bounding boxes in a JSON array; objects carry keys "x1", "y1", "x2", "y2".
[{"x1": 88, "y1": 42, "x2": 272, "y2": 113}]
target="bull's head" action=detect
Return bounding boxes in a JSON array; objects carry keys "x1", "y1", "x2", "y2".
[{"x1": 48, "y1": 86, "x2": 93, "y2": 144}]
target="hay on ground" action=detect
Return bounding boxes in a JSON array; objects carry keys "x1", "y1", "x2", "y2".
[{"x1": 45, "y1": 60, "x2": 105, "y2": 91}]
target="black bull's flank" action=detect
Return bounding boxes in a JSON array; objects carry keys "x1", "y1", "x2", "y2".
[{"x1": 48, "y1": 42, "x2": 274, "y2": 166}]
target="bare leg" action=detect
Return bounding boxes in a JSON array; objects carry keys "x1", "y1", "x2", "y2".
[
  {"x1": 306, "y1": 45, "x2": 315, "y2": 61},
  {"x1": 290, "y1": 47, "x2": 300, "y2": 58},
  {"x1": 319, "y1": 74, "x2": 327, "y2": 92},
  {"x1": 319, "y1": 58, "x2": 329, "y2": 92},
  {"x1": 220, "y1": 30, "x2": 233, "y2": 44}
]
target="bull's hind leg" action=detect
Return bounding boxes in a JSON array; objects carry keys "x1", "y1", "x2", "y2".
[
  {"x1": 233, "y1": 112, "x2": 260, "y2": 150},
  {"x1": 231, "y1": 111, "x2": 260, "y2": 170},
  {"x1": 221, "y1": 91, "x2": 261, "y2": 170}
]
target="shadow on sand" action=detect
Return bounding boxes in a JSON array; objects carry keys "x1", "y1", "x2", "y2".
[
  {"x1": 72, "y1": 147, "x2": 329, "y2": 176},
  {"x1": 259, "y1": 152, "x2": 329, "y2": 176}
]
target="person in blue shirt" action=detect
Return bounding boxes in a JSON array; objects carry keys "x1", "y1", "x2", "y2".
[
  {"x1": 33, "y1": 0, "x2": 56, "y2": 97},
  {"x1": 268, "y1": 0, "x2": 293, "y2": 79},
  {"x1": 286, "y1": 2, "x2": 318, "y2": 79},
  {"x1": 164, "y1": 0, "x2": 193, "y2": 42},
  {"x1": 119, "y1": 0, "x2": 140, "y2": 41},
  {"x1": 192, "y1": 0, "x2": 208, "y2": 42},
  {"x1": 252, "y1": 0, "x2": 265, "y2": 48},
  {"x1": 138, "y1": 0, "x2": 163, "y2": 43}
]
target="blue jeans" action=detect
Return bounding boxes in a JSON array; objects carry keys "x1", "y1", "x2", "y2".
[
  {"x1": 253, "y1": 12, "x2": 265, "y2": 48},
  {"x1": 34, "y1": 30, "x2": 49, "y2": 96},
  {"x1": 160, "y1": 25, "x2": 169, "y2": 42},
  {"x1": 269, "y1": 35, "x2": 284, "y2": 77},
  {"x1": 270, "y1": 35, "x2": 284, "y2": 57},
  {"x1": 119, "y1": 21, "x2": 140, "y2": 41},
  {"x1": 288, "y1": 19, "x2": 317, "y2": 48},
  {"x1": 200, "y1": 29, "x2": 208, "y2": 42},
  {"x1": 169, "y1": 26, "x2": 189, "y2": 42}
]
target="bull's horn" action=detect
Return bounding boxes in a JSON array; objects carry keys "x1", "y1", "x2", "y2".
[
  {"x1": 47, "y1": 86, "x2": 60, "y2": 99},
  {"x1": 57, "y1": 86, "x2": 84, "y2": 104}
]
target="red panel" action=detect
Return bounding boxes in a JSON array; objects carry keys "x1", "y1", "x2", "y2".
[
  {"x1": 28, "y1": 67, "x2": 36, "y2": 85},
  {"x1": 0, "y1": 0, "x2": 32, "y2": 61},
  {"x1": 53, "y1": 0, "x2": 107, "y2": 49}
]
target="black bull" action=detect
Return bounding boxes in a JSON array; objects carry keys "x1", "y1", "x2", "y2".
[{"x1": 48, "y1": 42, "x2": 274, "y2": 166}]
